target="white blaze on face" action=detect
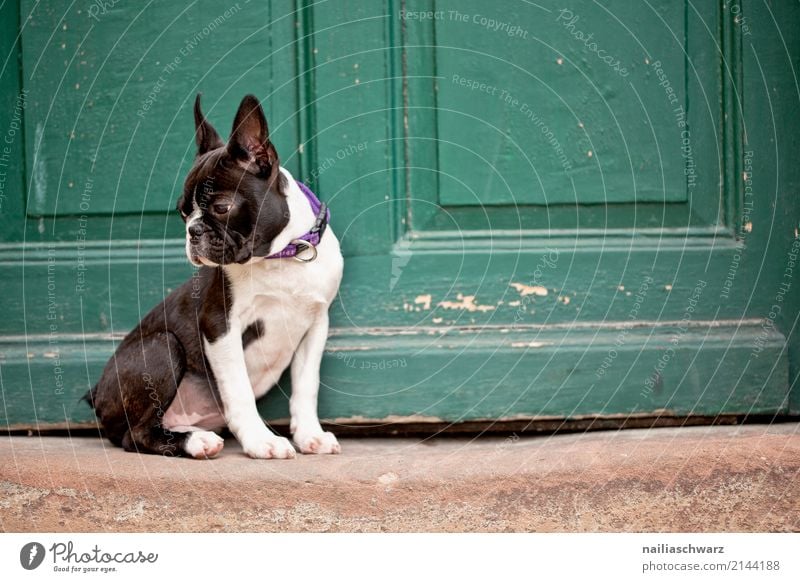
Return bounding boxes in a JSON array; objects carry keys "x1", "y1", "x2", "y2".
[{"x1": 185, "y1": 204, "x2": 203, "y2": 266}]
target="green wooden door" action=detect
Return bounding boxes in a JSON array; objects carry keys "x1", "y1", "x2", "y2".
[{"x1": 1, "y1": 0, "x2": 798, "y2": 430}]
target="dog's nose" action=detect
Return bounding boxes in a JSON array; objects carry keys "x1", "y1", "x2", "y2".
[{"x1": 188, "y1": 223, "x2": 204, "y2": 239}]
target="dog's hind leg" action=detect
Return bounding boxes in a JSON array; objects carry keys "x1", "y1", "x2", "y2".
[{"x1": 110, "y1": 331, "x2": 191, "y2": 457}]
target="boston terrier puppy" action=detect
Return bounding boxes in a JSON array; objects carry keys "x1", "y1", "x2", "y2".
[{"x1": 86, "y1": 94, "x2": 343, "y2": 459}]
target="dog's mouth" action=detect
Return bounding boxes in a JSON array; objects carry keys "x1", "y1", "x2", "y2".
[
  {"x1": 188, "y1": 248, "x2": 220, "y2": 268},
  {"x1": 186, "y1": 241, "x2": 251, "y2": 268},
  {"x1": 186, "y1": 252, "x2": 207, "y2": 268},
  {"x1": 185, "y1": 239, "x2": 217, "y2": 268}
]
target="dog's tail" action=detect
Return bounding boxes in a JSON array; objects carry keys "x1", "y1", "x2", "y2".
[{"x1": 80, "y1": 384, "x2": 98, "y2": 409}]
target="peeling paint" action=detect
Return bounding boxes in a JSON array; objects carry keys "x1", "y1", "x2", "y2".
[
  {"x1": 415, "y1": 294, "x2": 432, "y2": 310},
  {"x1": 510, "y1": 341, "x2": 551, "y2": 348},
  {"x1": 438, "y1": 294, "x2": 495, "y2": 312},
  {"x1": 558, "y1": 296, "x2": 571, "y2": 305},
  {"x1": 404, "y1": 294, "x2": 433, "y2": 312},
  {"x1": 508, "y1": 300, "x2": 521, "y2": 307},
  {"x1": 510, "y1": 282, "x2": 548, "y2": 297},
  {"x1": 432, "y1": 317, "x2": 443, "y2": 324},
  {"x1": 743, "y1": 221, "x2": 753, "y2": 233}
]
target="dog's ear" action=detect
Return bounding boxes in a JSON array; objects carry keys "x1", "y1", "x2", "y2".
[
  {"x1": 194, "y1": 94, "x2": 223, "y2": 156},
  {"x1": 227, "y1": 94, "x2": 277, "y2": 176}
]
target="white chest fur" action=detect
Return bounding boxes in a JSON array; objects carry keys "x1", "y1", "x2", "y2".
[{"x1": 229, "y1": 239, "x2": 343, "y2": 396}]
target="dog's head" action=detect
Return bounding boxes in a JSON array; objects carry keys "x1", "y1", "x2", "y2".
[{"x1": 178, "y1": 94, "x2": 289, "y2": 267}]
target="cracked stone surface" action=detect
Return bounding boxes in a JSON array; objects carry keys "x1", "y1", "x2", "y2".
[{"x1": 1, "y1": 423, "x2": 798, "y2": 532}]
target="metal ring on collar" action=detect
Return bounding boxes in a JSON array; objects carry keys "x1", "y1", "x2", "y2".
[{"x1": 290, "y1": 239, "x2": 317, "y2": 262}]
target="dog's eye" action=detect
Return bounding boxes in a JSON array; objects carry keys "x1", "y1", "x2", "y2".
[{"x1": 213, "y1": 202, "x2": 232, "y2": 215}]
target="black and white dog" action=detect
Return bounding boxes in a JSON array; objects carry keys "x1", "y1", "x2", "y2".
[{"x1": 87, "y1": 94, "x2": 343, "y2": 459}]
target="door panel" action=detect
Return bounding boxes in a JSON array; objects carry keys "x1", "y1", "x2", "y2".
[
  {"x1": 435, "y1": 0, "x2": 687, "y2": 206},
  {"x1": 21, "y1": 0, "x2": 300, "y2": 219},
  {"x1": 408, "y1": 0, "x2": 724, "y2": 236}
]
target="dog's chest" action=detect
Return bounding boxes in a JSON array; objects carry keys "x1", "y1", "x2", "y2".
[
  {"x1": 240, "y1": 295, "x2": 314, "y2": 397},
  {"x1": 227, "y1": 247, "x2": 341, "y2": 397},
  {"x1": 230, "y1": 258, "x2": 336, "y2": 332}
]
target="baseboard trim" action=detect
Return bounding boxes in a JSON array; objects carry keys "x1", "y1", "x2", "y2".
[{"x1": 0, "y1": 320, "x2": 790, "y2": 429}]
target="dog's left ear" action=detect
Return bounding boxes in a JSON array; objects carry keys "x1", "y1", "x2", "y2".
[
  {"x1": 228, "y1": 94, "x2": 278, "y2": 176},
  {"x1": 194, "y1": 94, "x2": 224, "y2": 156}
]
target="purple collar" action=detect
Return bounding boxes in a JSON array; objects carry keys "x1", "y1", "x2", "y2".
[{"x1": 266, "y1": 181, "x2": 329, "y2": 261}]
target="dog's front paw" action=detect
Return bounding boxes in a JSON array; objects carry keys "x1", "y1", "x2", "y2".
[
  {"x1": 242, "y1": 435, "x2": 297, "y2": 460},
  {"x1": 184, "y1": 431, "x2": 225, "y2": 459},
  {"x1": 294, "y1": 430, "x2": 341, "y2": 455}
]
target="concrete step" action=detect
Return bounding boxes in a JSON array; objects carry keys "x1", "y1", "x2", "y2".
[{"x1": 1, "y1": 423, "x2": 798, "y2": 532}]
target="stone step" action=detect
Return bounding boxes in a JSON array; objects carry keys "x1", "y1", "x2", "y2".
[{"x1": 1, "y1": 423, "x2": 798, "y2": 532}]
